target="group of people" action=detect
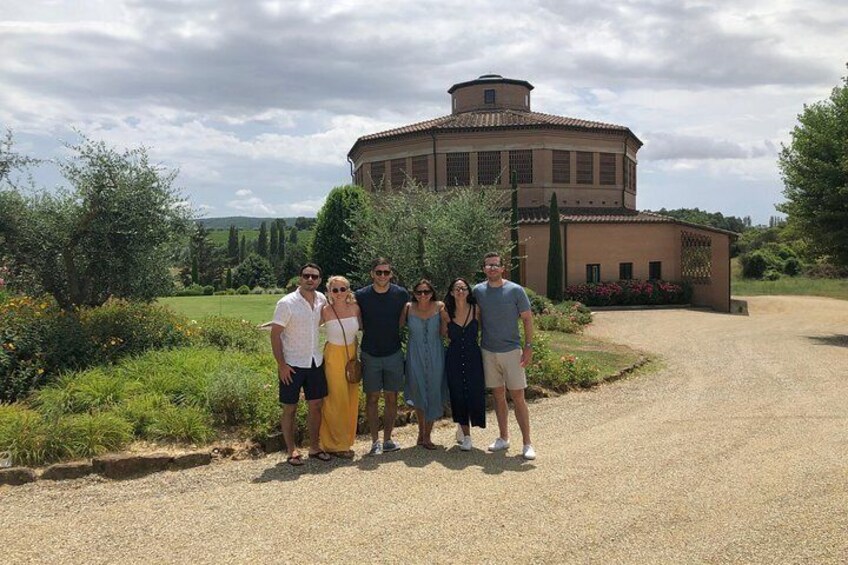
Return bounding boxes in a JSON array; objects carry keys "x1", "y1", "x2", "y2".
[{"x1": 269, "y1": 253, "x2": 536, "y2": 467}]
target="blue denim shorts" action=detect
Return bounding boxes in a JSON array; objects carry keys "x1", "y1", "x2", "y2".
[{"x1": 361, "y1": 350, "x2": 405, "y2": 394}]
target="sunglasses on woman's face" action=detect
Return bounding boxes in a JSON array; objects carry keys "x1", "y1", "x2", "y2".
[
  {"x1": 330, "y1": 287, "x2": 348, "y2": 293},
  {"x1": 453, "y1": 287, "x2": 469, "y2": 293},
  {"x1": 414, "y1": 289, "x2": 433, "y2": 296},
  {"x1": 301, "y1": 273, "x2": 320, "y2": 280}
]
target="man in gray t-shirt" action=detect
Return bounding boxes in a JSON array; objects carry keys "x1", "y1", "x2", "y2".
[{"x1": 473, "y1": 252, "x2": 536, "y2": 460}]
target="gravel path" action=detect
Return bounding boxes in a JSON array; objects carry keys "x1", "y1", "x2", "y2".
[{"x1": 2, "y1": 296, "x2": 846, "y2": 564}]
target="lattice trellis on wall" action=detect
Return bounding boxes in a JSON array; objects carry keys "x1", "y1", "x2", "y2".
[{"x1": 681, "y1": 231, "x2": 712, "y2": 284}]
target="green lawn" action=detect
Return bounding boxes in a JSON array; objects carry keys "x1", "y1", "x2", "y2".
[
  {"x1": 158, "y1": 294, "x2": 284, "y2": 325},
  {"x1": 730, "y1": 257, "x2": 848, "y2": 300},
  {"x1": 544, "y1": 331, "x2": 645, "y2": 378},
  {"x1": 732, "y1": 277, "x2": 848, "y2": 300}
]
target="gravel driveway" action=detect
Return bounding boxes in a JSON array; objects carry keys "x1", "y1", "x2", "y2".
[{"x1": 2, "y1": 296, "x2": 846, "y2": 564}]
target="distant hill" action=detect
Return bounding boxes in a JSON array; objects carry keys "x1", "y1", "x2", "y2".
[{"x1": 197, "y1": 216, "x2": 313, "y2": 230}]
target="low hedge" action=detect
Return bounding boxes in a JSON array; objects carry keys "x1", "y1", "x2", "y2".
[
  {"x1": 564, "y1": 279, "x2": 691, "y2": 307},
  {"x1": 0, "y1": 296, "x2": 262, "y2": 402}
]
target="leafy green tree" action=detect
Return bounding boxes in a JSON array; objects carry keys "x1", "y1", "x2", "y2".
[
  {"x1": 0, "y1": 133, "x2": 190, "y2": 307},
  {"x1": 295, "y1": 216, "x2": 314, "y2": 230},
  {"x1": 232, "y1": 253, "x2": 275, "y2": 289},
  {"x1": 546, "y1": 193, "x2": 563, "y2": 300},
  {"x1": 190, "y1": 254, "x2": 199, "y2": 284},
  {"x1": 257, "y1": 221, "x2": 268, "y2": 258},
  {"x1": 778, "y1": 71, "x2": 848, "y2": 266},
  {"x1": 182, "y1": 222, "x2": 224, "y2": 287},
  {"x1": 350, "y1": 181, "x2": 510, "y2": 291},
  {"x1": 311, "y1": 185, "x2": 369, "y2": 277}
]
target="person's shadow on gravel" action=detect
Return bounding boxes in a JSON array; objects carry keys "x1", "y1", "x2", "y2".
[
  {"x1": 251, "y1": 456, "x2": 355, "y2": 483},
  {"x1": 807, "y1": 334, "x2": 848, "y2": 348},
  {"x1": 395, "y1": 445, "x2": 535, "y2": 475}
]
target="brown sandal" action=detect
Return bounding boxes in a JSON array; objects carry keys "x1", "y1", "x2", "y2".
[
  {"x1": 309, "y1": 451, "x2": 332, "y2": 462},
  {"x1": 286, "y1": 454, "x2": 304, "y2": 466}
]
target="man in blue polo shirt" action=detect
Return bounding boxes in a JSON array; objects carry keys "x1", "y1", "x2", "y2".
[
  {"x1": 355, "y1": 257, "x2": 410, "y2": 455},
  {"x1": 473, "y1": 251, "x2": 536, "y2": 460}
]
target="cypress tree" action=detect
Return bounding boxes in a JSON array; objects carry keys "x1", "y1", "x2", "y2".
[
  {"x1": 239, "y1": 235, "x2": 246, "y2": 263},
  {"x1": 546, "y1": 193, "x2": 563, "y2": 300},
  {"x1": 289, "y1": 227, "x2": 298, "y2": 245},
  {"x1": 227, "y1": 225, "x2": 239, "y2": 265},
  {"x1": 257, "y1": 221, "x2": 268, "y2": 258},
  {"x1": 269, "y1": 221, "x2": 279, "y2": 263},
  {"x1": 311, "y1": 185, "x2": 369, "y2": 277},
  {"x1": 510, "y1": 170, "x2": 520, "y2": 281},
  {"x1": 225, "y1": 267, "x2": 233, "y2": 289},
  {"x1": 276, "y1": 219, "x2": 286, "y2": 264}
]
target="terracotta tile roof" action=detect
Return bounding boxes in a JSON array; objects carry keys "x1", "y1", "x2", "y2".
[
  {"x1": 518, "y1": 207, "x2": 739, "y2": 236},
  {"x1": 349, "y1": 109, "x2": 641, "y2": 156}
]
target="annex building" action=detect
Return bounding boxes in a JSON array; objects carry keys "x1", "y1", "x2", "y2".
[{"x1": 347, "y1": 75, "x2": 736, "y2": 312}]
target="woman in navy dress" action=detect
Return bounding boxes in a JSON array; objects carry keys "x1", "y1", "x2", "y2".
[{"x1": 440, "y1": 277, "x2": 486, "y2": 451}]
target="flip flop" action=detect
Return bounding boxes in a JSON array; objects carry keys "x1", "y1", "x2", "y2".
[
  {"x1": 309, "y1": 451, "x2": 332, "y2": 462},
  {"x1": 331, "y1": 450, "x2": 355, "y2": 459},
  {"x1": 422, "y1": 442, "x2": 438, "y2": 450},
  {"x1": 286, "y1": 454, "x2": 304, "y2": 466}
]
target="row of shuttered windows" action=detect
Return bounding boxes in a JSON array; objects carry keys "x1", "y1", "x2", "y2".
[
  {"x1": 362, "y1": 150, "x2": 635, "y2": 189},
  {"x1": 586, "y1": 261, "x2": 663, "y2": 283}
]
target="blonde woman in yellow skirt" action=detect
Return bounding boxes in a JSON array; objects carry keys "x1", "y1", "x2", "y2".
[{"x1": 319, "y1": 275, "x2": 361, "y2": 458}]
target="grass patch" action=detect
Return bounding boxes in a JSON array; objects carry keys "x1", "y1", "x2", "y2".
[
  {"x1": 543, "y1": 331, "x2": 644, "y2": 379},
  {"x1": 158, "y1": 294, "x2": 284, "y2": 325},
  {"x1": 732, "y1": 276, "x2": 848, "y2": 300}
]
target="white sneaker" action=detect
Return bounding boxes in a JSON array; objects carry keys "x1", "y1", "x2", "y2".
[
  {"x1": 460, "y1": 435, "x2": 473, "y2": 451},
  {"x1": 522, "y1": 444, "x2": 536, "y2": 460},
  {"x1": 368, "y1": 441, "x2": 383, "y2": 456},
  {"x1": 456, "y1": 425, "x2": 464, "y2": 444},
  {"x1": 487, "y1": 437, "x2": 510, "y2": 452}
]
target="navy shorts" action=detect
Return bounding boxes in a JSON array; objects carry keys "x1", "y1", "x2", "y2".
[{"x1": 279, "y1": 361, "x2": 328, "y2": 405}]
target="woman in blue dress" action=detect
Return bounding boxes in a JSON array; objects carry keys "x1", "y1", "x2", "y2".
[
  {"x1": 440, "y1": 277, "x2": 486, "y2": 451},
  {"x1": 401, "y1": 279, "x2": 446, "y2": 450}
]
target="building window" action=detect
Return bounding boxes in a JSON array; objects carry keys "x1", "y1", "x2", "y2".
[
  {"x1": 681, "y1": 231, "x2": 712, "y2": 284},
  {"x1": 484, "y1": 89, "x2": 495, "y2": 104},
  {"x1": 390, "y1": 158, "x2": 406, "y2": 189},
  {"x1": 619, "y1": 262, "x2": 633, "y2": 280},
  {"x1": 552, "y1": 150, "x2": 571, "y2": 184},
  {"x1": 649, "y1": 261, "x2": 662, "y2": 280},
  {"x1": 599, "y1": 153, "x2": 616, "y2": 185},
  {"x1": 509, "y1": 150, "x2": 533, "y2": 184},
  {"x1": 370, "y1": 161, "x2": 386, "y2": 189},
  {"x1": 446, "y1": 152, "x2": 470, "y2": 186},
  {"x1": 411, "y1": 155, "x2": 428, "y2": 186},
  {"x1": 586, "y1": 264, "x2": 601, "y2": 283},
  {"x1": 626, "y1": 158, "x2": 637, "y2": 192},
  {"x1": 576, "y1": 151, "x2": 594, "y2": 185},
  {"x1": 477, "y1": 151, "x2": 501, "y2": 185}
]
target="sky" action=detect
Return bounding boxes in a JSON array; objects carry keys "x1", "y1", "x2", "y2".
[{"x1": 1, "y1": 0, "x2": 846, "y2": 224}]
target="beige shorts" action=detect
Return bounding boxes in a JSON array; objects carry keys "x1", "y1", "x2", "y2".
[{"x1": 481, "y1": 348, "x2": 527, "y2": 390}]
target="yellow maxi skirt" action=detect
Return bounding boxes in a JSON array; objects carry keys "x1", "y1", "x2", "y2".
[{"x1": 319, "y1": 342, "x2": 360, "y2": 452}]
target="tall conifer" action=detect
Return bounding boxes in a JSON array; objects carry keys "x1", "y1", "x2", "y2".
[{"x1": 546, "y1": 193, "x2": 563, "y2": 300}]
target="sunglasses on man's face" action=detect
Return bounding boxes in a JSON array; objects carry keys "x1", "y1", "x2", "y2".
[
  {"x1": 330, "y1": 287, "x2": 348, "y2": 293},
  {"x1": 301, "y1": 273, "x2": 321, "y2": 280},
  {"x1": 414, "y1": 289, "x2": 433, "y2": 296},
  {"x1": 484, "y1": 264, "x2": 502, "y2": 270},
  {"x1": 373, "y1": 269, "x2": 391, "y2": 277}
]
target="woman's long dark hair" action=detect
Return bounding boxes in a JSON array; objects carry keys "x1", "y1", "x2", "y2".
[{"x1": 444, "y1": 277, "x2": 476, "y2": 320}]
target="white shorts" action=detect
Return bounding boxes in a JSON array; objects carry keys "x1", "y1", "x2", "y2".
[{"x1": 481, "y1": 348, "x2": 527, "y2": 391}]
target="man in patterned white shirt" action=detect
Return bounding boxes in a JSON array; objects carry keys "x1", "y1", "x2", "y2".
[{"x1": 271, "y1": 263, "x2": 329, "y2": 466}]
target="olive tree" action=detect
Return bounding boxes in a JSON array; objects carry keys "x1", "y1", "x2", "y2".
[
  {"x1": 0, "y1": 133, "x2": 191, "y2": 307},
  {"x1": 350, "y1": 181, "x2": 511, "y2": 293}
]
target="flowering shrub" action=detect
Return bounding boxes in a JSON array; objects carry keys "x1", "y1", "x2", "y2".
[
  {"x1": 564, "y1": 279, "x2": 692, "y2": 307},
  {"x1": 195, "y1": 316, "x2": 262, "y2": 352},
  {"x1": 525, "y1": 333, "x2": 599, "y2": 390},
  {"x1": 80, "y1": 299, "x2": 197, "y2": 365}
]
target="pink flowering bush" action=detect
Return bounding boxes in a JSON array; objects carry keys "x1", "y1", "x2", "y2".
[{"x1": 564, "y1": 279, "x2": 692, "y2": 307}]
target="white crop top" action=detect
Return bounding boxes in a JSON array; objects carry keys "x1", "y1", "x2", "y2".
[{"x1": 325, "y1": 316, "x2": 359, "y2": 345}]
